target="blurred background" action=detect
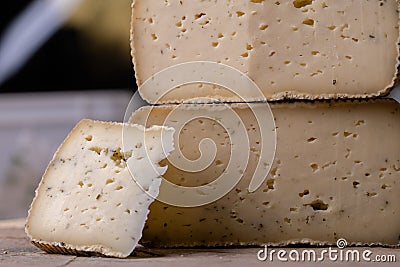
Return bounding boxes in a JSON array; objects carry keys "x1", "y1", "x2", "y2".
[{"x1": 0, "y1": 0, "x2": 134, "y2": 219}]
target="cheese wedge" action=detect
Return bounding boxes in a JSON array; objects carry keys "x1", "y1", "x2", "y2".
[
  {"x1": 131, "y1": 0, "x2": 400, "y2": 103},
  {"x1": 130, "y1": 100, "x2": 400, "y2": 247},
  {"x1": 25, "y1": 119, "x2": 174, "y2": 258}
]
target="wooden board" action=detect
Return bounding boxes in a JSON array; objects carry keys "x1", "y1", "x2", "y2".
[{"x1": 0, "y1": 219, "x2": 398, "y2": 266}]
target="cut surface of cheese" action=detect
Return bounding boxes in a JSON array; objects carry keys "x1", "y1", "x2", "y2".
[
  {"x1": 130, "y1": 100, "x2": 400, "y2": 247},
  {"x1": 25, "y1": 119, "x2": 174, "y2": 258},
  {"x1": 132, "y1": 0, "x2": 400, "y2": 103}
]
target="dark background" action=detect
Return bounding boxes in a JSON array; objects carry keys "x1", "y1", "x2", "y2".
[{"x1": 0, "y1": 0, "x2": 135, "y2": 93}]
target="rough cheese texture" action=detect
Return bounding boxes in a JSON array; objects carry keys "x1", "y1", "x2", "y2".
[
  {"x1": 130, "y1": 100, "x2": 400, "y2": 247},
  {"x1": 132, "y1": 0, "x2": 400, "y2": 103},
  {"x1": 25, "y1": 119, "x2": 174, "y2": 258}
]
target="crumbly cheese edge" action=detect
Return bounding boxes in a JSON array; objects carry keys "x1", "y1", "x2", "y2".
[
  {"x1": 141, "y1": 239, "x2": 400, "y2": 248},
  {"x1": 132, "y1": 98, "x2": 398, "y2": 113},
  {"x1": 131, "y1": 0, "x2": 141, "y2": 88}
]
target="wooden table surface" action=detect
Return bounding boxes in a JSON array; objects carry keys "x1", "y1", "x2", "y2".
[{"x1": 0, "y1": 219, "x2": 398, "y2": 267}]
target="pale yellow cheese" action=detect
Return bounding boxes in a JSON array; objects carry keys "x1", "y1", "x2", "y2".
[
  {"x1": 25, "y1": 119, "x2": 174, "y2": 257},
  {"x1": 131, "y1": 0, "x2": 400, "y2": 103},
  {"x1": 130, "y1": 100, "x2": 400, "y2": 247}
]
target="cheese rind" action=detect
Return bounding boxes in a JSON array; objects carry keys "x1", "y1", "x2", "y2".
[
  {"x1": 25, "y1": 119, "x2": 174, "y2": 258},
  {"x1": 131, "y1": 0, "x2": 400, "y2": 103},
  {"x1": 130, "y1": 100, "x2": 400, "y2": 247}
]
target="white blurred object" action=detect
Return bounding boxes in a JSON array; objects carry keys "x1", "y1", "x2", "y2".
[
  {"x1": 389, "y1": 85, "x2": 400, "y2": 103},
  {"x1": 0, "y1": 0, "x2": 81, "y2": 86}
]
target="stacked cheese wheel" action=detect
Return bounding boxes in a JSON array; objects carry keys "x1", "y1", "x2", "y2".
[
  {"x1": 26, "y1": 0, "x2": 400, "y2": 258},
  {"x1": 131, "y1": 0, "x2": 400, "y2": 247}
]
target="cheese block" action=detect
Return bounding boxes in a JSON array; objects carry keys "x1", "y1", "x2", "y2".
[
  {"x1": 131, "y1": 0, "x2": 400, "y2": 103},
  {"x1": 25, "y1": 119, "x2": 174, "y2": 258},
  {"x1": 130, "y1": 100, "x2": 400, "y2": 247}
]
